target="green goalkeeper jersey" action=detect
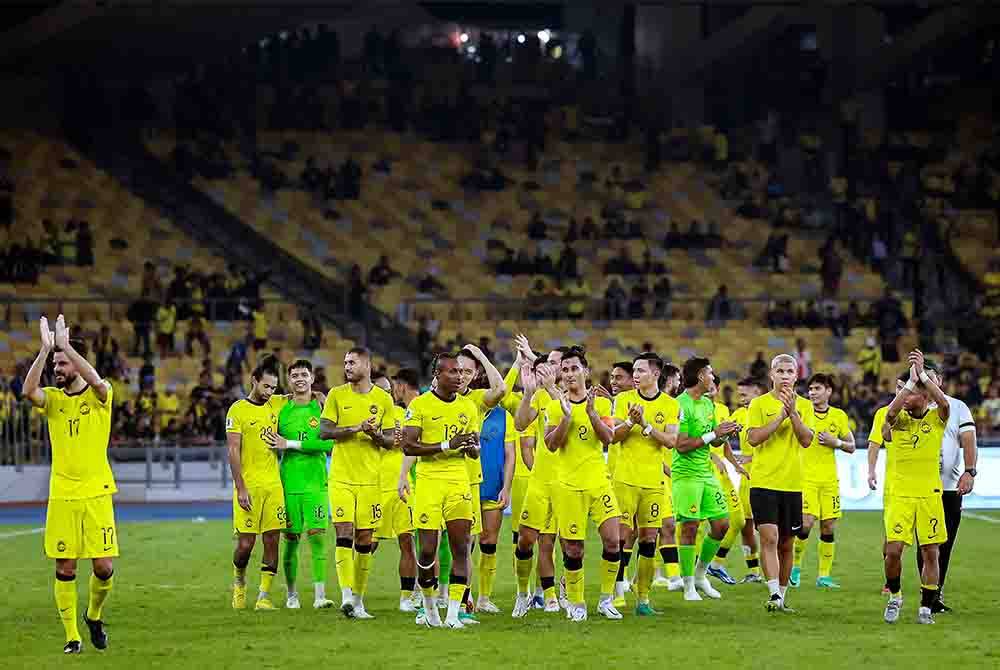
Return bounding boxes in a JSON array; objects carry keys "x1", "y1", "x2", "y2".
[{"x1": 278, "y1": 398, "x2": 333, "y2": 494}]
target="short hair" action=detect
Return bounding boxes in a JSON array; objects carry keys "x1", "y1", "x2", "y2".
[
  {"x1": 458, "y1": 347, "x2": 483, "y2": 366},
  {"x1": 633, "y1": 352, "x2": 663, "y2": 373},
  {"x1": 554, "y1": 345, "x2": 572, "y2": 357},
  {"x1": 433, "y1": 352, "x2": 459, "y2": 374},
  {"x1": 531, "y1": 356, "x2": 550, "y2": 372},
  {"x1": 662, "y1": 363, "x2": 681, "y2": 379},
  {"x1": 393, "y1": 367, "x2": 421, "y2": 390},
  {"x1": 771, "y1": 353, "x2": 797, "y2": 370},
  {"x1": 252, "y1": 354, "x2": 280, "y2": 381},
  {"x1": 347, "y1": 346, "x2": 370, "y2": 358},
  {"x1": 738, "y1": 376, "x2": 768, "y2": 392},
  {"x1": 561, "y1": 345, "x2": 588, "y2": 369},
  {"x1": 682, "y1": 357, "x2": 710, "y2": 388},
  {"x1": 807, "y1": 373, "x2": 835, "y2": 390},
  {"x1": 372, "y1": 370, "x2": 389, "y2": 384},
  {"x1": 288, "y1": 358, "x2": 313, "y2": 375},
  {"x1": 612, "y1": 361, "x2": 634, "y2": 375},
  {"x1": 55, "y1": 338, "x2": 88, "y2": 359}
]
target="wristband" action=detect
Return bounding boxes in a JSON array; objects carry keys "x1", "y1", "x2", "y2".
[
  {"x1": 624, "y1": 419, "x2": 634, "y2": 429},
  {"x1": 287, "y1": 440, "x2": 302, "y2": 449},
  {"x1": 904, "y1": 379, "x2": 916, "y2": 392},
  {"x1": 834, "y1": 438, "x2": 843, "y2": 449},
  {"x1": 919, "y1": 371, "x2": 930, "y2": 384},
  {"x1": 642, "y1": 424, "x2": 654, "y2": 437},
  {"x1": 701, "y1": 431, "x2": 717, "y2": 445},
  {"x1": 440, "y1": 441, "x2": 450, "y2": 452}
]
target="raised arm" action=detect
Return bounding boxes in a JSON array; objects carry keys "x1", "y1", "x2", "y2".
[
  {"x1": 23, "y1": 317, "x2": 53, "y2": 408},
  {"x1": 465, "y1": 344, "x2": 507, "y2": 409},
  {"x1": 586, "y1": 391, "x2": 614, "y2": 446},
  {"x1": 54, "y1": 315, "x2": 108, "y2": 404},
  {"x1": 514, "y1": 366, "x2": 540, "y2": 432},
  {"x1": 912, "y1": 350, "x2": 949, "y2": 423},
  {"x1": 544, "y1": 394, "x2": 572, "y2": 452}
]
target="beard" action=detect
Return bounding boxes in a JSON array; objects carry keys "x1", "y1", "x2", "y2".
[{"x1": 55, "y1": 372, "x2": 78, "y2": 389}]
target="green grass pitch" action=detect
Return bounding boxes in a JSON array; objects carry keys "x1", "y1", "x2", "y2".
[{"x1": 7, "y1": 510, "x2": 1000, "y2": 669}]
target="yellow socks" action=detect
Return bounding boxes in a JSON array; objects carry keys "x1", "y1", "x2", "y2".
[
  {"x1": 660, "y1": 544, "x2": 681, "y2": 578},
  {"x1": 478, "y1": 544, "x2": 498, "y2": 600},
  {"x1": 354, "y1": 545, "x2": 373, "y2": 598},
  {"x1": 793, "y1": 536, "x2": 807, "y2": 568},
  {"x1": 514, "y1": 547, "x2": 533, "y2": 594},
  {"x1": 818, "y1": 535, "x2": 835, "y2": 578},
  {"x1": 54, "y1": 576, "x2": 80, "y2": 643},
  {"x1": 636, "y1": 542, "x2": 657, "y2": 601},
  {"x1": 335, "y1": 540, "x2": 355, "y2": 593},
  {"x1": 86, "y1": 573, "x2": 113, "y2": 621},
  {"x1": 259, "y1": 566, "x2": 276, "y2": 597},
  {"x1": 565, "y1": 567, "x2": 585, "y2": 604},
  {"x1": 599, "y1": 550, "x2": 620, "y2": 598}
]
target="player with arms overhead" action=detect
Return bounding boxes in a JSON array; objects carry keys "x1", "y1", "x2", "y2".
[
  {"x1": 672, "y1": 357, "x2": 741, "y2": 601},
  {"x1": 262, "y1": 359, "x2": 335, "y2": 610},
  {"x1": 792, "y1": 373, "x2": 855, "y2": 589},
  {"x1": 319, "y1": 347, "x2": 395, "y2": 618},
  {"x1": 24, "y1": 316, "x2": 117, "y2": 654},
  {"x1": 227, "y1": 355, "x2": 288, "y2": 611},
  {"x1": 880, "y1": 351, "x2": 951, "y2": 625},
  {"x1": 747, "y1": 354, "x2": 814, "y2": 613},
  {"x1": 610, "y1": 352, "x2": 680, "y2": 615},
  {"x1": 401, "y1": 353, "x2": 481, "y2": 628}
]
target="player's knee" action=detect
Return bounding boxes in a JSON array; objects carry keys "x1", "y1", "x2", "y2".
[
  {"x1": 820, "y1": 520, "x2": 836, "y2": 536},
  {"x1": 479, "y1": 542, "x2": 497, "y2": 555},
  {"x1": 398, "y1": 534, "x2": 414, "y2": 551},
  {"x1": 55, "y1": 567, "x2": 76, "y2": 581},
  {"x1": 563, "y1": 541, "x2": 584, "y2": 561},
  {"x1": 563, "y1": 554, "x2": 584, "y2": 571},
  {"x1": 285, "y1": 533, "x2": 301, "y2": 542},
  {"x1": 355, "y1": 528, "x2": 373, "y2": 544},
  {"x1": 637, "y1": 541, "x2": 657, "y2": 559},
  {"x1": 418, "y1": 551, "x2": 436, "y2": 568},
  {"x1": 92, "y1": 560, "x2": 113, "y2": 581},
  {"x1": 884, "y1": 543, "x2": 903, "y2": 560},
  {"x1": 335, "y1": 537, "x2": 354, "y2": 550},
  {"x1": 820, "y1": 532, "x2": 834, "y2": 543},
  {"x1": 306, "y1": 528, "x2": 324, "y2": 537}
]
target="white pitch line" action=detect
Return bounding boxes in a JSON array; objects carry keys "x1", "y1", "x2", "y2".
[
  {"x1": 0, "y1": 526, "x2": 44, "y2": 539},
  {"x1": 963, "y1": 512, "x2": 1000, "y2": 524}
]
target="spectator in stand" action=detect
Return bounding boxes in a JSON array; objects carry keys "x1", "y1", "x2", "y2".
[
  {"x1": 663, "y1": 223, "x2": 682, "y2": 249},
  {"x1": 794, "y1": 338, "x2": 812, "y2": 381},
  {"x1": 604, "y1": 278, "x2": 627, "y2": 320},
  {"x1": 652, "y1": 276, "x2": 672, "y2": 318},
  {"x1": 348, "y1": 264, "x2": 367, "y2": 319},
  {"x1": 157, "y1": 384, "x2": 181, "y2": 435},
  {"x1": 873, "y1": 288, "x2": 905, "y2": 363},
  {"x1": 819, "y1": 238, "x2": 844, "y2": 297},
  {"x1": 566, "y1": 276, "x2": 590, "y2": 319},
  {"x1": 857, "y1": 336, "x2": 881, "y2": 387},
  {"x1": 980, "y1": 382, "x2": 1000, "y2": 435},
  {"x1": 94, "y1": 325, "x2": 119, "y2": 379},
  {"x1": 417, "y1": 271, "x2": 447, "y2": 296},
  {"x1": 750, "y1": 351, "x2": 768, "y2": 379},
  {"x1": 706, "y1": 284, "x2": 732, "y2": 323},
  {"x1": 186, "y1": 314, "x2": 211, "y2": 356},
  {"x1": 368, "y1": 254, "x2": 399, "y2": 287},
  {"x1": 556, "y1": 245, "x2": 579, "y2": 280},
  {"x1": 527, "y1": 212, "x2": 547, "y2": 240},
  {"x1": 76, "y1": 221, "x2": 94, "y2": 267},
  {"x1": 156, "y1": 301, "x2": 177, "y2": 359},
  {"x1": 250, "y1": 303, "x2": 269, "y2": 352},
  {"x1": 628, "y1": 280, "x2": 648, "y2": 318},
  {"x1": 141, "y1": 261, "x2": 162, "y2": 298}
]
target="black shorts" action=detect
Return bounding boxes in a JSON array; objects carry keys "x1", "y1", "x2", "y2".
[{"x1": 750, "y1": 488, "x2": 803, "y2": 537}]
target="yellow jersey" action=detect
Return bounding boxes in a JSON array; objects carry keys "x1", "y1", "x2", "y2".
[
  {"x1": 321, "y1": 383, "x2": 395, "y2": 486},
  {"x1": 710, "y1": 401, "x2": 731, "y2": 459},
  {"x1": 730, "y1": 406, "x2": 753, "y2": 474},
  {"x1": 503, "y1": 389, "x2": 558, "y2": 483},
  {"x1": 404, "y1": 390, "x2": 480, "y2": 482},
  {"x1": 748, "y1": 392, "x2": 815, "y2": 492},
  {"x1": 226, "y1": 395, "x2": 285, "y2": 489},
  {"x1": 44, "y1": 383, "x2": 116, "y2": 500},
  {"x1": 803, "y1": 406, "x2": 850, "y2": 485},
  {"x1": 546, "y1": 395, "x2": 613, "y2": 490},
  {"x1": 378, "y1": 405, "x2": 407, "y2": 492},
  {"x1": 869, "y1": 405, "x2": 892, "y2": 493},
  {"x1": 612, "y1": 389, "x2": 680, "y2": 489},
  {"x1": 885, "y1": 406, "x2": 946, "y2": 498}
]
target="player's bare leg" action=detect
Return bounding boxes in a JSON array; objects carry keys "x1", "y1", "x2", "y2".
[
  {"x1": 443, "y1": 518, "x2": 472, "y2": 628},
  {"x1": 232, "y1": 533, "x2": 256, "y2": 610},
  {"x1": 477, "y1": 508, "x2": 503, "y2": 613},
  {"x1": 333, "y1": 521, "x2": 356, "y2": 615},
  {"x1": 256, "y1": 530, "x2": 280, "y2": 610},
  {"x1": 416, "y1": 528, "x2": 444, "y2": 626},
  {"x1": 883, "y1": 540, "x2": 905, "y2": 622}
]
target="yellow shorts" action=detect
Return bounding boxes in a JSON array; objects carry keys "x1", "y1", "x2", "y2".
[
  {"x1": 413, "y1": 478, "x2": 473, "y2": 530},
  {"x1": 520, "y1": 477, "x2": 557, "y2": 534},
  {"x1": 555, "y1": 481, "x2": 620, "y2": 541},
  {"x1": 510, "y1": 476, "x2": 530, "y2": 532},
  {"x1": 375, "y1": 489, "x2": 413, "y2": 540},
  {"x1": 614, "y1": 481, "x2": 666, "y2": 529},
  {"x1": 329, "y1": 482, "x2": 381, "y2": 530},
  {"x1": 45, "y1": 495, "x2": 119, "y2": 559},
  {"x1": 234, "y1": 484, "x2": 286, "y2": 534},
  {"x1": 885, "y1": 495, "x2": 947, "y2": 546},
  {"x1": 739, "y1": 476, "x2": 753, "y2": 520},
  {"x1": 470, "y1": 484, "x2": 482, "y2": 536},
  {"x1": 802, "y1": 481, "x2": 842, "y2": 521},
  {"x1": 661, "y1": 476, "x2": 674, "y2": 520}
]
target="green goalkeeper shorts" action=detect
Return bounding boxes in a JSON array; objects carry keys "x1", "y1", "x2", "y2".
[
  {"x1": 284, "y1": 490, "x2": 329, "y2": 534},
  {"x1": 672, "y1": 476, "x2": 728, "y2": 522}
]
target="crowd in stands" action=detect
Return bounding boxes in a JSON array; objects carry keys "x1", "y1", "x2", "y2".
[{"x1": 0, "y1": 215, "x2": 94, "y2": 284}]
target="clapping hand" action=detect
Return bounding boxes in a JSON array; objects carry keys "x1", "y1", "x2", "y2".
[
  {"x1": 39, "y1": 316, "x2": 55, "y2": 350},
  {"x1": 54, "y1": 314, "x2": 69, "y2": 350},
  {"x1": 628, "y1": 403, "x2": 644, "y2": 426}
]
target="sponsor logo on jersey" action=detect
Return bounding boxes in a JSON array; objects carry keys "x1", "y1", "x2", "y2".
[
  {"x1": 458, "y1": 412, "x2": 469, "y2": 426},
  {"x1": 308, "y1": 416, "x2": 320, "y2": 429},
  {"x1": 57, "y1": 540, "x2": 66, "y2": 552},
  {"x1": 921, "y1": 423, "x2": 931, "y2": 434},
  {"x1": 655, "y1": 411, "x2": 665, "y2": 424},
  {"x1": 335, "y1": 507, "x2": 345, "y2": 518},
  {"x1": 419, "y1": 513, "x2": 429, "y2": 524},
  {"x1": 893, "y1": 523, "x2": 903, "y2": 534},
  {"x1": 369, "y1": 405, "x2": 379, "y2": 416},
  {"x1": 79, "y1": 402, "x2": 90, "y2": 415}
]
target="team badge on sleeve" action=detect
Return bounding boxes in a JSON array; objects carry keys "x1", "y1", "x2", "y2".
[{"x1": 226, "y1": 417, "x2": 234, "y2": 430}]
